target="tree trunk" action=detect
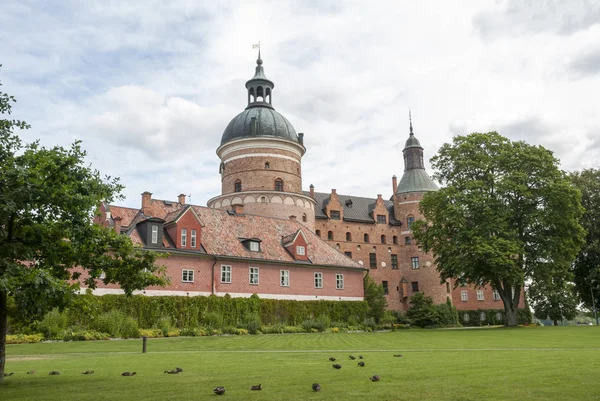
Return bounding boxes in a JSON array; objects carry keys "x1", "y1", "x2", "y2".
[
  {"x1": 553, "y1": 319, "x2": 558, "y2": 326},
  {"x1": 0, "y1": 290, "x2": 7, "y2": 386},
  {"x1": 505, "y1": 305, "x2": 518, "y2": 327}
]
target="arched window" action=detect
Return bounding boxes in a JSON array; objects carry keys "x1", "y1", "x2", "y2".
[
  {"x1": 302, "y1": 213, "x2": 307, "y2": 222},
  {"x1": 364, "y1": 233, "x2": 370, "y2": 243},
  {"x1": 316, "y1": 229, "x2": 321, "y2": 237},
  {"x1": 346, "y1": 232, "x2": 352, "y2": 241},
  {"x1": 260, "y1": 196, "x2": 267, "y2": 203},
  {"x1": 265, "y1": 87, "x2": 271, "y2": 103},
  {"x1": 234, "y1": 180, "x2": 242, "y2": 193},
  {"x1": 407, "y1": 216, "x2": 415, "y2": 229},
  {"x1": 256, "y1": 86, "x2": 264, "y2": 101},
  {"x1": 274, "y1": 179, "x2": 284, "y2": 191},
  {"x1": 381, "y1": 235, "x2": 386, "y2": 244},
  {"x1": 328, "y1": 231, "x2": 334, "y2": 240},
  {"x1": 265, "y1": 162, "x2": 270, "y2": 169},
  {"x1": 249, "y1": 87, "x2": 255, "y2": 102}
]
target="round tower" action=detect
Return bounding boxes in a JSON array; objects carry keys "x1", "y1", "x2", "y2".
[{"x1": 207, "y1": 53, "x2": 316, "y2": 229}]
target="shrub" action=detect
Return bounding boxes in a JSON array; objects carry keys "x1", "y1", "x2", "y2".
[
  {"x1": 282, "y1": 326, "x2": 304, "y2": 334},
  {"x1": 406, "y1": 293, "x2": 459, "y2": 328},
  {"x1": 63, "y1": 330, "x2": 110, "y2": 341},
  {"x1": 139, "y1": 328, "x2": 162, "y2": 338},
  {"x1": 38, "y1": 308, "x2": 68, "y2": 340},
  {"x1": 363, "y1": 317, "x2": 377, "y2": 331},
  {"x1": 157, "y1": 317, "x2": 173, "y2": 337},
  {"x1": 203, "y1": 311, "x2": 224, "y2": 330},
  {"x1": 92, "y1": 310, "x2": 139, "y2": 338},
  {"x1": 240, "y1": 312, "x2": 262, "y2": 334},
  {"x1": 6, "y1": 334, "x2": 44, "y2": 344}
]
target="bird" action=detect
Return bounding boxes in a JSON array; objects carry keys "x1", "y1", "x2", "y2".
[
  {"x1": 4, "y1": 372, "x2": 14, "y2": 377},
  {"x1": 82, "y1": 370, "x2": 94, "y2": 375},
  {"x1": 175, "y1": 367, "x2": 183, "y2": 373},
  {"x1": 164, "y1": 369, "x2": 180, "y2": 374},
  {"x1": 332, "y1": 364, "x2": 342, "y2": 369},
  {"x1": 349, "y1": 355, "x2": 356, "y2": 360},
  {"x1": 49, "y1": 371, "x2": 61, "y2": 376},
  {"x1": 27, "y1": 370, "x2": 36, "y2": 375},
  {"x1": 213, "y1": 386, "x2": 226, "y2": 395},
  {"x1": 393, "y1": 354, "x2": 403, "y2": 358},
  {"x1": 359, "y1": 355, "x2": 363, "y2": 359},
  {"x1": 250, "y1": 384, "x2": 262, "y2": 390},
  {"x1": 358, "y1": 361, "x2": 365, "y2": 367},
  {"x1": 121, "y1": 372, "x2": 136, "y2": 376},
  {"x1": 328, "y1": 357, "x2": 336, "y2": 361},
  {"x1": 370, "y1": 375, "x2": 381, "y2": 382},
  {"x1": 312, "y1": 383, "x2": 321, "y2": 392}
]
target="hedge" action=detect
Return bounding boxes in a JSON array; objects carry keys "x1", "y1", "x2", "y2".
[{"x1": 457, "y1": 308, "x2": 532, "y2": 326}]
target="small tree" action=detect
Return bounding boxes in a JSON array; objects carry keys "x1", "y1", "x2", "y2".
[
  {"x1": 363, "y1": 275, "x2": 387, "y2": 323},
  {"x1": 406, "y1": 292, "x2": 440, "y2": 328},
  {"x1": 529, "y1": 268, "x2": 579, "y2": 326},
  {"x1": 0, "y1": 69, "x2": 167, "y2": 384}
]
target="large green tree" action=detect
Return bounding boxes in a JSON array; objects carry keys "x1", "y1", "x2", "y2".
[
  {"x1": 529, "y1": 268, "x2": 579, "y2": 326},
  {"x1": 0, "y1": 71, "x2": 166, "y2": 384},
  {"x1": 412, "y1": 132, "x2": 585, "y2": 326},
  {"x1": 570, "y1": 169, "x2": 600, "y2": 322}
]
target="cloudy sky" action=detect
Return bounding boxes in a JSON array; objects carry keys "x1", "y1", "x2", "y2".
[{"x1": 2, "y1": 0, "x2": 599, "y2": 208}]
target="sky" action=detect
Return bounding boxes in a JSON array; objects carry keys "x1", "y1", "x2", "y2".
[{"x1": 1, "y1": 0, "x2": 599, "y2": 208}]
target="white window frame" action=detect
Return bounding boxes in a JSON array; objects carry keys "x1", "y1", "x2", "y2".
[
  {"x1": 493, "y1": 290, "x2": 501, "y2": 301},
  {"x1": 496, "y1": 312, "x2": 502, "y2": 321},
  {"x1": 314, "y1": 272, "x2": 323, "y2": 289},
  {"x1": 477, "y1": 290, "x2": 484, "y2": 301},
  {"x1": 480, "y1": 312, "x2": 486, "y2": 321},
  {"x1": 463, "y1": 313, "x2": 470, "y2": 322},
  {"x1": 411, "y1": 256, "x2": 419, "y2": 269},
  {"x1": 280, "y1": 270, "x2": 290, "y2": 287},
  {"x1": 181, "y1": 228, "x2": 187, "y2": 247},
  {"x1": 249, "y1": 267, "x2": 259, "y2": 285},
  {"x1": 221, "y1": 265, "x2": 232, "y2": 283},
  {"x1": 461, "y1": 290, "x2": 468, "y2": 301},
  {"x1": 182, "y1": 269, "x2": 194, "y2": 283},
  {"x1": 151, "y1": 225, "x2": 158, "y2": 244},
  {"x1": 336, "y1": 274, "x2": 344, "y2": 290},
  {"x1": 249, "y1": 241, "x2": 260, "y2": 252},
  {"x1": 296, "y1": 245, "x2": 306, "y2": 255},
  {"x1": 190, "y1": 230, "x2": 197, "y2": 248}
]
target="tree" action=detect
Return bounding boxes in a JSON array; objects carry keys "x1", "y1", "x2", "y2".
[
  {"x1": 529, "y1": 268, "x2": 579, "y2": 326},
  {"x1": 406, "y1": 292, "x2": 440, "y2": 327},
  {"x1": 363, "y1": 275, "x2": 387, "y2": 323},
  {"x1": 570, "y1": 169, "x2": 600, "y2": 323},
  {"x1": 411, "y1": 132, "x2": 585, "y2": 327},
  {"x1": 0, "y1": 71, "x2": 167, "y2": 384}
]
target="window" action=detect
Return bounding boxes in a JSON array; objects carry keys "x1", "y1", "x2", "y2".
[
  {"x1": 377, "y1": 214, "x2": 386, "y2": 224},
  {"x1": 411, "y1": 257, "x2": 419, "y2": 269},
  {"x1": 344, "y1": 251, "x2": 353, "y2": 258},
  {"x1": 265, "y1": 162, "x2": 270, "y2": 169},
  {"x1": 181, "y1": 229, "x2": 187, "y2": 247},
  {"x1": 315, "y1": 230, "x2": 321, "y2": 237},
  {"x1": 234, "y1": 180, "x2": 242, "y2": 193},
  {"x1": 364, "y1": 233, "x2": 370, "y2": 243},
  {"x1": 248, "y1": 241, "x2": 260, "y2": 252},
  {"x1": 296, "y1": 245, "x2": 306, "y2": 255},
  {"x1": 393, "y1": 236, "x2": 398, "y2": 245},
  {"x1": 151, "y1": 225, "x2": 158, "y2": 244},
  {"x1": 330, "y1": 210, "x2": 340, "y2": 220},
  {"x1": 446, "y1": 282, "x2": 451, "y2": 293},
  {"x1": 477, "y1": 290, "x2": 484, "y2": 301},
  {"x1": 461, "y1": 290, "x2": 468, "y2": 301},
  {"x1": 302, "y1": 213, "x2": 307, "y2": 222},
  {"x1": 221, "y1": 265, "x2": 232, "y2": 283},
  {"x1": 182, "y1": 269, "x2": 194, "y2": 283},
  {"x1": 404, "y1": 236, "x2": 411, "y2": 245},
  {"x1": 407, "y1": 216, "x2": 415, "y2": 229},
  {"x1": 480, "y1": 312, "x2": 486, "y2": 321},
  {"x1": 190, "y1": 230, "x2": 197, "y2": 248},
  {"x1": 260, "y1": 196, "x2": 267, "y2": 203},
  {"x1": 382, "y1": 281, "x2": 389, "y2": 295},
  {"x1": 314, "y1": 272, "x2": 323, "y2": 288},
  {"x1": 249, "y1": 267, "x2": 259, "y2": 285},
  {"x1": 380, "y1": 235, "x2": 386, "y2": 244},
  {"x1": 346, "y1": 232, "x2": 352, "y2": 241},
  {"x1": 391, "y1": 254, "x2": 398, "y2": 269},
  {"x1": 496, "y1": 312, "x2": 502, "y2": 321},
  {"x1": 275, "y1": 179, "x2": 283, "y2": 191},
  {"x1": 336, "y1": 274, "x2": 344, "y2": 290},
  {"x1": 411, "y1": 281, "x2": 419, "y2": 293},
  {"x1": 463, "y1": 313, "x2": 470, "y2": 322},
  {"x1": 280, "y1": 270, "x2": 289, "y2": 286},
  {"x1": 493, "y1": 290, "x2": 501, "y2": 301},
  {"x1": 369, "y1": 253, "x2": 377, "y2": 269},
  {"x1": 327, "y1": 231, "x2": 334, "y2": 240}
]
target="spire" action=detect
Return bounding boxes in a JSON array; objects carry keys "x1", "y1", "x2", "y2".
[
  {"x1": 245, "y1": 45, "x2": 274, "y2": 109},
  {"x1": 409, "y1": 109, "x2": 414, "y2": 135}
]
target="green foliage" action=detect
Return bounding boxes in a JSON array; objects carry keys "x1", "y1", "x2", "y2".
[
  {"x1": 62, "y1": 330, "x2": 110, "y2": 341},
  {"x1": 91, "y1": 310, "x2": 140, "y2": 339},
  {"x1": 37, "y1": 308, "x2": 68, "y2": 340},
  {"x1": 363, "y1": 275, "x2": 387, "y2": 322},
  {"x1": 5, "y1": 333, "x2": 43, "y2": 344},
  {"x1": 412, "y1": 132, "x2": 586, "y2": 326},
  {"x1": 406, "y1": 293, "x2": 458, "y2": 328},
  {"x1": 529, "y1": 270, "x2": 579, "y2": 325},
  {"x1": 301, "y1": 316, "x2": 331, "y2": 332},
  {"x1": 570, "y1": 169, "x2": 600, "y2": 313},
  {"x1": 458, "y1": 308, "x2": 532, "y2": 326}
]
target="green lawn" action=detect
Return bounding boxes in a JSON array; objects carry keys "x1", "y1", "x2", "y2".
[{"x1": 2, "y1": 327, "x2": 599, "y2": 400}]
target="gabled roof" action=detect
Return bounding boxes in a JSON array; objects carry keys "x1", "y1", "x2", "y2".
[
  {"x1": 305, "y1": 191, "x2": 401, "y2": 226},
  {"x1": 282, "y1": 229, "x2": 308, "y2": 246}
]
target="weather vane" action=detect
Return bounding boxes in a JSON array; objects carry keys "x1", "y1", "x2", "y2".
[{"x1": 252, "y1": 42, "x2": 261, "y2": 58}]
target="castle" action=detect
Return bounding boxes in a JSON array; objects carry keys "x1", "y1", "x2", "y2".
[{"x1": 93, "y1": 54, "x2": 514, "y2": 316}]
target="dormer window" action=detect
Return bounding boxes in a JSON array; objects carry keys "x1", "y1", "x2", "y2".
[
  {"x1": 151, "y1": 225, "x2": 158, "y2": 244},
  {"x1": 241, "y1": 238, "x2": 261, "y2": 252},
  {"x1": 330, "y1": 210, "x2": 340, "y2": 220},
  {"x1": 296, "y1": 245, "x2": 306, "y2": 255},
  {"x1": 191, "y1": 230, "x2": 197, "y2": 248},
  {"x1": 181, "y1": 229, "x2": 187, "y2": 247},
  {"x1": 377, "y1": 215, "x2": 387, "y2": 224},
  {"x1": 345, "y1": 199, "x2": 353, "y2": 208}
]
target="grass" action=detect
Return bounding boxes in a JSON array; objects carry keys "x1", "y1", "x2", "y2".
[{"x1": 2, "y1": 326, "x2": 599, "y2": 400}]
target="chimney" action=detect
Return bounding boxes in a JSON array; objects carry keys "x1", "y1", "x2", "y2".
[
  {"x1": 309, "y1": 184, "x2": 314, "y2": 199},
  {"x1": 233, "y1": 203, "x2": 244, "y2": 214},
  {"x1": 289, "y1": 215, "x2": 297, "y2": 221},
  {"x1": 178, "y1": 193, "x2": 186, "y2": 204},
  {"x1": 113, "y1": 216, "x2": 122, "y2": 234},
  {"x1": 392, "y1": 175, "x2": 398, "y2": 194},
  {"x1": 141, "y1": 191, "x2": 152, "y2": 215},
  {"x1": 298, "y1": 132, "x2": 304, "y2": 145},
  {"x1": 331, "y1": 189, "x2": 337, "y2": 195},
  {"x1": 377, "y1": 194, "x2": 383, "y2": 204}
]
